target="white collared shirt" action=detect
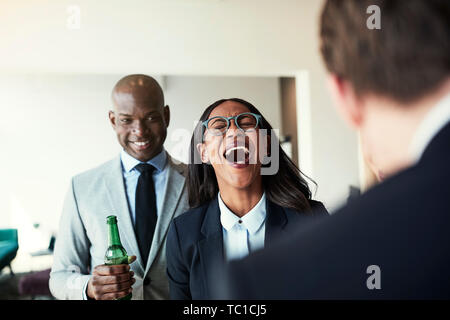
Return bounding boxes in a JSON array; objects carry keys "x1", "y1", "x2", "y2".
[
  {"x1": 120, "y1": 148, "x2": 169, "y2": 224},
  {"x1": 409, "y1": 92, "x2": 450, "y2": 164},
  {"x1": 219, "y1": 192, "x2": 267, "y2": 261}
]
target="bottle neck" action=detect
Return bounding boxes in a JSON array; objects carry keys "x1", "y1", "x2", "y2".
[{"x1": 107, "y1": 222, "x2": 122, "y2": 246}]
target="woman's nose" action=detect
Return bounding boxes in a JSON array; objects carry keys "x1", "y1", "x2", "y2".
[{"x1": 226, "y1": 119, "x2": 244, "y2": 138}]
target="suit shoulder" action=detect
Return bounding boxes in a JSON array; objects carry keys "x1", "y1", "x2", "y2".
[
  {"x1": 308, "y1": 200, "x2": 329, "y2": 215},
  {"x1": 171, "y1": 203, "x2": 212, "y2": 245},
  {"x1": 173, "y1": 204, "x2": 208, "y2": 229},
  {"x1": 72, "y1": 157, "x2": 119, "y2": 186},
  {"x1": 281, "y1": 200, "x2": 329, "y2": 217},
  {"x1": 167, "y1": 154, "x2": 188, "y2": 177}
]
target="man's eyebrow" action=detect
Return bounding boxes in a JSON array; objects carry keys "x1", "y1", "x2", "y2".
[
  {"x1": 118, "y1": 113, "x2": 131, "y2": 117},
  {"x1": 145, "y1": 111, "x2": 160, "y2": 115}
]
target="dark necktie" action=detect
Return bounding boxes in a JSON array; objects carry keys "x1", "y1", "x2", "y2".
[{"x1": 134, "y1": 163, "x2": 157, "y2": 267}]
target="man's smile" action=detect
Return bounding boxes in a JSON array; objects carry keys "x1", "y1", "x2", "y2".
[{"x1": 129, "y1": 140, "x2": 151, "y2": 150}]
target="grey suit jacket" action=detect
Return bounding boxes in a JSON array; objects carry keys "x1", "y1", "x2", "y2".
[{"x1": 49, "y1": 152, "x2": 189, "y2": 300}]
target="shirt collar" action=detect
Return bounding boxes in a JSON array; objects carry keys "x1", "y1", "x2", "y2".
[
  {"x1": 219, "y1": 192, "x2": 267, "y2": 235},
  {"x1": 121, "y1": 148, "x2": 167, "y2": 173},
  {"x1": 409, "y1": 92, "x2": 450, "y2": 164}
]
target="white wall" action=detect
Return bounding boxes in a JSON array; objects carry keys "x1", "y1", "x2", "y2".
[
  {"x1": 308, "y1": 70, "x2": 360, "y2": 210},
  {"x1": 0, "y1": 0, "x2": 322, "y2": 75},
  {"x1": 0, "y1": 74, "x2": 119, "y2": 251},
  {"x1": 0, "y1": 74, "x2": 280, "y2": 251}
]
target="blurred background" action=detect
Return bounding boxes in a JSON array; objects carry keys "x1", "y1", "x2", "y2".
[{"x1": 0, "y1": 0, "x2": 368, "y2": 298}]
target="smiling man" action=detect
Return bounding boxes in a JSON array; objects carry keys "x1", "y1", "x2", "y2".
[
  {"x1": 110, "y1": 75, "x2": 169, "y2": 162},
  {"x1": 50, "y1": 74, "x2": 189, "y2": 300}
]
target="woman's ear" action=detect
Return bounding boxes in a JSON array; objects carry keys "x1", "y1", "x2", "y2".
[{"x1": 196, "y1": 143, "x2": 210, "y2": 164}]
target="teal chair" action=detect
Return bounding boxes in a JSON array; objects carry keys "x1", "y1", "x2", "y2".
[{"x1": 0, "y1": 229, "x2": 19, "y2": 275}]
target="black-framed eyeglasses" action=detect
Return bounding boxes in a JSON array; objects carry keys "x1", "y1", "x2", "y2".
[{"x1": 202, "y1": 112, "x2": 262, "y2": 137}]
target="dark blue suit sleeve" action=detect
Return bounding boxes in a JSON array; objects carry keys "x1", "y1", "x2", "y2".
[{"x1": 166, "y1": 220, "x2": 192, "y2": 300}]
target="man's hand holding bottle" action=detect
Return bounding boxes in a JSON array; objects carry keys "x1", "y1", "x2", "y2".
[{"x1": 87, "y1": 255, "x2": 136, "y2": 300}]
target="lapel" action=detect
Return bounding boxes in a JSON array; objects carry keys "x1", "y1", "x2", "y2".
[
  {"x1": 103, "y1": 156, "x2": 144, "y2": 275},
  {"x1": 145, "y1": 154, "x2": 186, "y2": 274},
  {"x1": 264, "y1": 200, "x2": 288, "y2": 249},
  {"x1": 197, "y1": 198, "x2": 225, "y2": 298}
]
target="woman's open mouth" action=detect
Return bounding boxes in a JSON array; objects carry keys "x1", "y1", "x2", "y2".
[{"x1": 223, "y1": 142, "x2": 251, "y2": 168}]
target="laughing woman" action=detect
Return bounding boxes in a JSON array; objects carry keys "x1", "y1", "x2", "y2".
[{"x1": 166, "y1": 98, "x2": 328, "y2": 300}]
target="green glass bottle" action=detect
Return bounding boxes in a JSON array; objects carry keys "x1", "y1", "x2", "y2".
[{"x1": 104, "y1": 215, "x2": 132, "y2": 300}]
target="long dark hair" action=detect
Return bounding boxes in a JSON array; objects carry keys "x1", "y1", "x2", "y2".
[{"x1": 187, "y1": 98, "x2": 315, "y2": 213}]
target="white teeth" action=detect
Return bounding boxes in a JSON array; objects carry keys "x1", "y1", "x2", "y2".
[
  {"x1": 225, "y1": 146, "x2": 249, "y2": 157},
  {"x1": 134, "y1": 141, "x2": 149, "y2": 146}
]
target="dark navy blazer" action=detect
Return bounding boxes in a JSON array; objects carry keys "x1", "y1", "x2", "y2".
[{"x1": 166, "y1": 197, "x2": 327, "y2": 299}]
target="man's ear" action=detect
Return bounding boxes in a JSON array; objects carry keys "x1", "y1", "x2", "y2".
[
  {"x1": 108, "y1": 110, "x2": 117, "y2": 128},
  {"x1": 164, "y1": 105, "x2": 170, "y2": 128},
  {"x1": 196, "y1": 143, "x2": 209, "y2": 164},
  {"x1": 326, "y1": 74, "x2": 363, "y2": 129}
]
